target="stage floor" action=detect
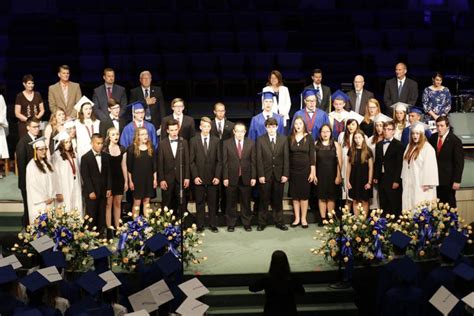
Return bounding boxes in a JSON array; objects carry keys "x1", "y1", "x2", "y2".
[{"x1": 184, "y1": 225, "x2": 332, "y2": 276}]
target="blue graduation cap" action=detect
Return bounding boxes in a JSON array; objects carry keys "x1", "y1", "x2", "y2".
[
  {"x1": 76, "y1": 271, "x2": 107, "y2": 295},
  {"x1": 145, "y1": 233, "x2": 168, "y2": 252},
  {"x1": 389, "y1": 231, "x2": 412, "y2": 250},
  {"x1": 41, "y1": 250, "x2": 67, "y2": 269},
  {"x1": 331, "y1": 89, "x2": 349, "y2": 102},
  {"x1": 20, "y1": 271, "x2": 50, "y2": 292},
  {"x1": 393, "y1": 256, "x2": 418, "y2": 284},
  {"x1": 0, "y1": 265, "x2": 17, "y2": 284},
  {"x1": 89, "y1": 246, "x2": 112, "y2": 274},
  {"x1": 301, "y1": 88, "x2": 319, "y2": 100},
  {"x1": 440, "y1": 229, "x2": 468, "y2": 261},
  {"x1": 156, "y1": 252, "x2": 181, "y2": 277},
  {"x1": 12, "y1": 308, "x2": 43, "y2": 316},
  {"x1": 120, "y1": 101, "x2": 146, "y2": 121},
  {"x1": 258, "y1": 91, "x2": 276, "y2": 100},
  {"x1": 408, "y1": 106, "x2": 423, "y2": 115},
  {"x1": 453, "y1": 262, "x2": 474, "y2": 281}
]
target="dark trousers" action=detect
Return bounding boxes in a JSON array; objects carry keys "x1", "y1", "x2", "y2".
[
  {"x1": 226, "y1": 178, "x2": 252, "y2": 227},
  {"x1": 194, "y1": 184, "x2": 218, "y2": 228},
  {"x1": 85, "y1": 194, "x2": 106, "y2": 234},
  {"x1": 437, "y1": 185, "x2": 457, "y2": 208},
  {"x1": 217, "y1": 183, "x2": 227, "y2": 213},
  {"x1": 309, "y1": 183, "x2": 321, "y2": 222},
  {"x1": 20, "y1": 188, "x2": 29, "y2": 227},
  {"x1": 258, "y1": 179, "x2": 284, "y2": 225},
  {"x1": 161, "y1": 180, "x2": 188, "y2": 215},
  {"x1": 378, "y1": 174, "x2": 402, "y2": 216}
]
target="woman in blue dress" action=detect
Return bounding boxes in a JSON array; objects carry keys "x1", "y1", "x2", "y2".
[{"x1": 422, "y1": 72, "x2": 452, "y2": 121}]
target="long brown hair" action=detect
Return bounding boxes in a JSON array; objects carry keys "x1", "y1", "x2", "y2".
[
  {"x1": 363, "y1": 98, "x2": 381, "y2": 123},
  {"x1": 342, "y1": 119, "x2": 359, "y2": 148},
  {"x1": 35, "y1": 155, "x2": 54, "y2": 173},
  {"x1": 290, "y1": 116, "x2": 308, "y2": 145},
  {"x1": 133, "y1": 127, "x2": 153, "y2": 157},
  {"x1": 58, "y1": 139, "x2": 76, "y2": 160},
  {"x1": 78, "y1": 103, "x2": 97, "y2": 124},
  {"x1": 49, "y1": 109, "x2": 65, "y2": 134},
  {"x1": 349, "y1": 130, "x2": 371, "y2": 164},
  {"x1": 404, "y1": 129, "x2": 426, "y2": 162},
  {"x1": 371, "y1": 121, "x2": 384, "y2": 145},
  {"x1": 393, "y1": 109, "x2": 407, "y2": 127},
  {"x1": 266, "y1": 70, "x2": 283, "y2": 87}
]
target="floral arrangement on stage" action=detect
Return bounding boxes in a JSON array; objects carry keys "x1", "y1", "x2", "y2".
[
  {"x1": 12, "y1": 206, "x2": 105, "y2": 270},
  {"x1": 313, "y1": 201, "x2": 472, "y2": 266},
  {"x1": 113, "y1": 206, "x2": 205, "y2": 272}
]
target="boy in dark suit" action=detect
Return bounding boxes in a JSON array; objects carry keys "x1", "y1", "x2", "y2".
[
  {"x1": 160, "y1": 98, "x2": 195, "y2": 142},
  {"x1": 189, "y1": 117, "x2": 221, "y2": 233},
  {"x1": 222, "y1": 122, "x2": 256, "y2": 232},
  {"x1": 256, "y1": 118, "x2": 289, "y2": 231},
  {"x1": 80, "y1": 133, "x2": 112, "y2": 236},
  {"x1": 373, "y1": 121, "x2": 403, "y2": 216},
  {"x1": 158, "y1": 119, "x2": 190, "y2": 215},
  {"x1": 15, "y1": 117, "x2": 41, "y2": 226},
  {"x1": 428, "y1": 116, "x2": 464, "y2": 207},
  {"x1": 99, "y1": 98, "x2": 123, "y2": 138}
]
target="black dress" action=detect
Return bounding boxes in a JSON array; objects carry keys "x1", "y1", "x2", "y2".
[
  {"x1": 360, "y1": 120, "x2": 374, "y2": 137},
  {"x1": 348, "y1": 148, "x2": 373, "y2": 201},
  {"x1": 288, "y1": 134, "x2": 315, "y2": 199},
  {"x1": 315, "y1": 140, "x2": 340, "y2": 200},
  {"x1": 126, "y1": 146, "x2": 156, "y2": 199},
  {"x1": 108, "y1": 146, "x2": 126, "y2": 195}
]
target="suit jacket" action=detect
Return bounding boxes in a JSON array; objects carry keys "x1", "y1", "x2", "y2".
[
  {"x1": 157, "y1": 137, "x2": 190, "y2": 184},
  {"x1": 210, "y1": 118, "x2": 235, "y2": 141},
  {"x1": 15, "y1": 133, "x2": 35, "y2": 190},
  {"x1": 129, "y1": 85, "x2": 166, "y2": 129},
  {"x1": 346, "y1": 89, "x2": 375, "y2": 115},
  {"x1": 48, "y1": 81, "x2": 82, "y2": 117},
  {"x1": 222, "y1": 138, "x2": 256, "y2": 186},
  {"x1": 256, "y1": 134, "x2": 289, "y2": 181},
  {"x1": 383, "y1": 77, "x2": 418, "y2": 116},
  {"x1": 374, "y1": 139, "x2": 404, "y2": 185},
  {"x1": 80, "y1": 150, "x2": 112, "y2": 197},
  {"x1": 429, "y1": 131, "x2": 464, "y2": 185},
  {"x1": 92, "y1": 84, "x2": 128, "y2": 121},
  {"x1": 161, "y1": 115, "x2": 196, "y2": 142},
  {"x1": 99, "y1": 115, "x2": 124, "y2": 138},
  {"x1": 189, "y1": 133, "x2": 222, "y2": 184},
  {"x1": 304, "y1": 83, "x2": 331, "y2": 112}
]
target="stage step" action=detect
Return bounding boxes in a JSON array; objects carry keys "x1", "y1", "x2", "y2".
[
  {"x1": 207, "y1": 302, "x2": 358, "y2": 315},
  {"x1": 0, "y1": 212, "x2": 23, "y2": 226}
]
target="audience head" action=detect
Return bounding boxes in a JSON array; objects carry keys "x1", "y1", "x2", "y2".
[
  {"x1": 311, "y1": 69, "x2": 323, "y2": 85},
  {"x1": 199, "y1": 116, "x2": 212, "y2": 136},
  {"x1": 432, "y1": 71, "x2": 443, "y2": 88},
  {"x1": 267, "y1": 70, "x2": 283, "y2": 87},
  {"x1": 26, "y1": 117, "x2": 41, "y2": 136},
  {"x1": 353, "y1": 75, "x2": 365, "y2": 92},
  {"x1": 22, "y1": 74, "x2": 35, "y2": 91},
  {"x1": 233, "y1": 122, "x2": 246, "y2": 141},
  {"x1": 171, "y1": 98, "x2": 185, "y2": 116},
  {"x1": 213, "y1": 102, "x2": 226, "y2": 120},
  {"x1": 57, "y1": 65, "x2": 70, "y2": 82},
  {"x1": 139, "y1": 70, "x2": 152, "y2": 88},
  {"x1": 167, "y1": 119, "x2": 180, "y2": 139},
  {"x1": 395, "y1": 62, "x2": 407, "y2": 80},
  {"x1": 91, "y1": 133, "x2": 104, "y2": 152},
  {"x1": 269, "y1": 250, "x2": 291, "y2": 280},
  {"x1": 435, "y1": 116, "x2": 450, "y2": 136},
  {"x1": 103, "y1": 68, "x2": 115, "y2": 85},
  {"x1": 265, "y1": 117, "x2": 278, "y2": 136}
]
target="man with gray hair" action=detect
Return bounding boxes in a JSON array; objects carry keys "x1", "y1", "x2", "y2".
[
  {"x1": 346, "y1": 75, "x2": 374, "y2": 115},
  {"x1": 129, "y1": 70, "x2": 167, "y2": 130}
]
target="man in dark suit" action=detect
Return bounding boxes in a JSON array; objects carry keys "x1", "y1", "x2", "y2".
[
  {"x1": 373, "y1": 121, "x2": 404, "y2": 216},
  {"x1": 383, "y1": 63, "x2": 418, "y2": 116},
  {"x1": 92, "y1": 68, "x2": 127, "y2": 122},
  {"x1": 161, "y1": 98, "x2": 195, "y2": 142},
  {"x1": 189, "y1": 117, "x2": 222, "y2": 233},
  {"x1": 346, "y1": 75, "x2": 375, "y2": 115},
  {"x1": 158, "y1": 119, "x2": 190, "y2": 215},
  {"x1": 99, "y1": 98, "x2": 124, "y2": 138},
  {"x1": 256, "y1": 118, "x2": 289, "y2": 231},
  {"x1": 129, "y1": 70, "x2": 167, "y2": 130},
  {"x1": 80, "y1": 134, "x2": 112, "y2": 236},
  {"x1": 222, "y1": 122, "x2": 256, "y2": 232},
  {"x1": 428, "y1": 116, "x2": 464, "y2": 208},
  {"x1": 15, "y1": 117, "x2": 41, "y2": 226},
  {"x1": 304, "y1": 69, "x2": 331, "y2": 112}
]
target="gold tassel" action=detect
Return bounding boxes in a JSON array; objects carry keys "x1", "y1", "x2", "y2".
[{"x1": 34, "y1": 147, "x2": 37, "y2": 161}]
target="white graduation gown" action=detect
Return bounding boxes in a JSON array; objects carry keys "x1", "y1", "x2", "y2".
[
  {"x1": 367, "y1": 136, "x2": 379, "y2": 209},
  {"x1": 401, "y1": 143, "x2": 439, "y2": 211},
  {"x1": 26, "y1": 160, "x2": 56, "y2": 223},
  {"x1": 75, "y1": 119, "x2": 100, "y2": 163},
  {"x1": 0, "y1": 95, "x2": 9, "y2": 159},
  {"x1": 52, "y1": 151, "x2": 83, "y2": 214}
]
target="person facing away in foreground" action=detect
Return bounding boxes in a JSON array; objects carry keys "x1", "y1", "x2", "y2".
[{"x1": 249, "y1": 250, "x2": 305, "y2": 315}]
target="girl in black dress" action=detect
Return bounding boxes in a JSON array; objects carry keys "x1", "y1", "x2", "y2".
[
  {"x1": 346, "y1": 130, "x2": 373, "y2": 216},
  {"x1": 104, "y1": 127, "x2": 127, "y2": 228},
  {"x1": 359, "y1": 98, "x2": 381, "y2": 138},
  {"x1": 127, "y1": 127, "x2": 157, "y2": 217},
  {"x1": 315, "y1": 124, "x2": 342, "y2": 226},
  {"x1": 288, "y1": 116, "x2": 316, "y2": 228}
]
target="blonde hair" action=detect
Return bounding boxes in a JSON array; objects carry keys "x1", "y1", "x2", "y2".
[
  {"x1": 363, "y1": 98, "x2": 381, "y2": 123},
  {"x1": 404, "y1": 130, "x2": 426, "y2": 162},
  {"x1": 133, "y1": 127, "x2": 153, "y2": 157},
  {"x1": 49, "y1": 109, "x2": 65, "y2": 134},
  {"x1": 349, "y1": 130, "x2": 371, "y2": 164}
]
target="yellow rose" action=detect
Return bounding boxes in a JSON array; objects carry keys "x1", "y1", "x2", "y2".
[{"x1": 122, "y1": 257, "x2": 129, "y2": 264}]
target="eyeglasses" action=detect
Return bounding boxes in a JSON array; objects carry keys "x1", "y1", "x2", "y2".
[{"x1": 383, "y1": 128, "x2": 394, "y2": 131}]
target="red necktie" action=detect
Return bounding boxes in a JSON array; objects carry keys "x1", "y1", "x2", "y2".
[
  {"x1": 237, "y1": 141, "x2": 242, "y2": 176},
  {"x1": 437, "y1": 136, "x2": 443, "y2": 154},
  {"x1": 107, "y1": 87, "x2": 112, "y2": 99}
]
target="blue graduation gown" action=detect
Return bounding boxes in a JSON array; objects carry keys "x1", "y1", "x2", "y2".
[
  {"x1": 383, "y1": 286, "x2": 424, "y2": 316},
  {"x1": 401, "y1": 126, "x2": 432, "y2": 147},
  {"x1": 248, "y1": 113, "x2": 284, "y2": 141},
  {"x1": 291, "y1": 108, "x2": 329, "y2": 140},
  {"x1": 119, "y1": 121, "x2": 158, "y2": 149}
]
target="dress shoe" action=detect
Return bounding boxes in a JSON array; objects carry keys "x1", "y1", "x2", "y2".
[
  {"x1": 276, "y1": 223, "x2": 288, "y2": 231},
  {"x1": 197, "y1": 227, "x2": 204, "y2": 233},
  {"x1": 302, "y1": 223, "x2": 309, "y2": 229},
  {"x1": 244, "y1": 225, "x2": 252, "y2": 232},
  {"x1": 209, "y1": 226, "x2": 219, "y2": 233},
  {"x1": 227, "y1": 226, "x2": 235, "y2": 232},
  {"x1": 257, "y1": 225, "x2": 265, "y2": 231},
  {"x1": 290, "y1": 222, "x2": 300, "y2": 227}
]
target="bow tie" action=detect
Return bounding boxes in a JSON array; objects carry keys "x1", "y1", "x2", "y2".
[
  {"x1": 170, "y1": 139, "x2": 179, "y2": 143},
  {"x1": 382, "y1": 140, "x2": 391, "y2": 145},
  {"x1": 95, "y1": 154, "x2": 101, "y2": 157}
]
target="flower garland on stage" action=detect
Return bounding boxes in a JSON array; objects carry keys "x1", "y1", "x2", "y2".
[
  {"x1": 12, "y1": 205, "x2": 205, "y2": 272},
  {"x1": 312, "y1": 201, "x2": 472, "y2": 266}
]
